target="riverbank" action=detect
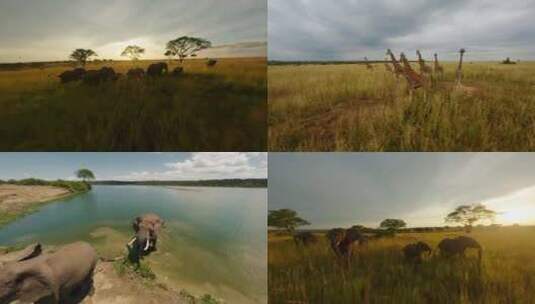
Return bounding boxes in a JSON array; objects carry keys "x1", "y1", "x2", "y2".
[{"x1": 0, "y1": 181, "x2": 89, "y2": 227}]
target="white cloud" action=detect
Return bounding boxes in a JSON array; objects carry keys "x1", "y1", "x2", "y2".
[{"x1": 116, "y1": 152, "x2": 267, "y2": 181}]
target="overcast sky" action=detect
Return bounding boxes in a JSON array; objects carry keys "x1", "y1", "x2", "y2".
[
  {"x1": 0, "y1": 0, "x2": 266, "y2": 62},
  {"x1": 269, "y1": 153, "x2": 535, "y2": 228},
  {"x1": 0, "y1": 153, "x2": 267, "y2": 181},
  {"x1": 269, "y1": 0, "x2": 535, "y2": 61}
]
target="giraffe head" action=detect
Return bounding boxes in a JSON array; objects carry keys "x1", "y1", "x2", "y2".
[
  {"x1": 460, "y1": 48, "x2": 466, "y2": 55},
  {"x1": 434, "y1": 53, "x2": 438, "y2": 58},
  {"x1": 416, "y1": 50, "x2": 422, "y2": 58},
  {"x1": 386, "y1": 49, "x2": 392, "y2": 56}
]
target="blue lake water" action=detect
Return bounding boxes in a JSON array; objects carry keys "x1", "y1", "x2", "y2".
[{"x1": 0, "y1": 185, "x2": 267, "y2": 303}]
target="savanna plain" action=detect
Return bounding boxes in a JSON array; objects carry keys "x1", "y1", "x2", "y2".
[
  {"x1": 269, "y1": 61, "x2": 535, "y2": 151},
  {"x1": 0, "y1": 58, "x2": 266, "y2": 151},
  {"x1": 269, "y1": 227, "x2": 535, "y2": 304}
]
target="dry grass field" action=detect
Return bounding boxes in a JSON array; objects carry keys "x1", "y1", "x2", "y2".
[
  {"x1": 268, "y1": 227, "x2": 535, "y2": 304},
  {"x1": 0, "y1": 57, "x2": 266, "y2": 151},
  {"x1": 269, "y1": 62, "x2": 535, "y2": 151}
]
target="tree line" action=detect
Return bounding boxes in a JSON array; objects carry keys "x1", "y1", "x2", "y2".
[{"x1": 70, "y1": 36, "x2": 211, "y2": 66}]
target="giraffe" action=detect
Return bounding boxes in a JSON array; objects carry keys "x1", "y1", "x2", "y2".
[
  {"x1": 416, "y1": 50, "x2": 433, "y2": 82},
  {"x1": 433, "y1": 53, "x2": 444, "y2": 78},
  {"x1": 364, "y1": 57, "x2": 374, "y2": 70},
  {"x1": 386, "y1": 49, "x2": 404, "y2": 79},
  {"x1": 399, "y1": 52, "x2": 426, "y2": 91},
  {"x1": 456, "y1": 48, "x2": 466, "y2": 86}
]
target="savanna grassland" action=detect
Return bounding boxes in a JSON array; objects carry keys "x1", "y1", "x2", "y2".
[
  {"x1": 0, "y1": 58, "x2": 266, "y2": 151},
  {"x1": 269, "y1": 227, "x2": 535, "y2": 304},
  {"x1": 269, "y1": 62, "x2": 535, "y2": 151}
]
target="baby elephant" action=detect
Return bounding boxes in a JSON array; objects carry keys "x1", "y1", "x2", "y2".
[
  {"x1": 0, "y1": 241, "x2": 97, "y2": 304},
  {"x1": 127, "y1": 68, "x2": 145, "y2": 79},
  {"x1": 438, "y1": 236, "x2": 482, "y2": 261},
  {"x1": 403, "y1": 241, "x2": 432, "y2": 264},
  {"x1": 147, "y1": 62, "x2": 168, "y2": 76}
]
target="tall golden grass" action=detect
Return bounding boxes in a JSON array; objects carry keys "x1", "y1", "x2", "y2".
[
  {"x1": 0, "y1": 58, "x2": 266, "y2": 151},
  {"x1": 269, "y1": 62, "x2": 535, "y2": 151},
  {"x1": 269, "y1": 227, "x2": 535, "y2": 303}
]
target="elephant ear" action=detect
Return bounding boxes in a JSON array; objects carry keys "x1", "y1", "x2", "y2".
[
  {"x1": 15, "y1": 265, "x2": 57, "y2": 303},
  {"x1": 132, "y1": 217, "x2": 142, "y2": 232}
]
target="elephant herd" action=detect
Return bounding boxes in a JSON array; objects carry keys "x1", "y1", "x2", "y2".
[
  {"x1": 58, "y1": 62, "x2": 183, "y2": 84},
  {"x1": 294, "y1": 228, "x2": 483, "y2": 264},
  {"x1": 0, "y1": 213, "x2": 164, "y2": 304}
]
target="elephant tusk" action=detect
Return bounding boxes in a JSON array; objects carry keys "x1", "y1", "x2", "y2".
[
  {"x1": 128, "y1": 237, "x2": 136, "y2": 246},
  {"x1": 144, "y1": 239, "x2": 150, "y2": 251}
]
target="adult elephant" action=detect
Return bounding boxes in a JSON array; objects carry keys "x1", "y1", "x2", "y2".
[
  {"x1": 128, "y1": 213, "x2": 165, "y2": 257},
  {"x1": 293, "y1": 231, "x2": 318, "y2": 247},
  {"x1": 0, "y1": 242, "x2": 97, "y2": 304},
  {"x1": 59, "y1": 68, "x2": 86, "y2": 83},
  {"x1": 326, "y1": 228, "x2": 346, "y2": 256},
  {"x1": 146, "y1": 62, "x2": 168, "y2": 77},
  {"x1": 403, "y1": 241, "x2": 432, "y2": 264},
  {"x1": 438, "y1": 236, "x2": 482, "y2": 261},
  {"x1": 83, "y1": 67, "x2": 118, "y2": 85}
]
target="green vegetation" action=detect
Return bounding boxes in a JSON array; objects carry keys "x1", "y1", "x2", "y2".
[
  {"x1": 76, "y1": 168, "x2": 95, "y2": 183},
  {"x1": 0, "y1": 178, "x2": 91, "y2": 193},
  {"x1": 268, "y1": 209, "x2": 310, "y2": 234},
  {"x1": 113, "y1": 258, "x2": 156, "y2": 281},
  {"x1": 0, "y1": 58, "x2": 266, "y2": 151},
  {"x1": 446, "y1": 204, "x2": 496, "y2": 233},
  {"x1": 269, "y1": 227, "x2": 535, "y2": 303},
  {"x1": 269, "y1": 61, "x2": 535, "y2": 151},
  {"x1": 92, "y1": 178, "x2": 268, "y2": 188}
]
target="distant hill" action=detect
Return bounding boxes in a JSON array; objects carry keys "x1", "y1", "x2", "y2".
[{"x1": 91, "y1": 178, "x2": 267, "y2": 188}]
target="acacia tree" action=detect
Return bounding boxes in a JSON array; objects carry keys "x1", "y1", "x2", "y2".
[
  {"x1": 268, "y1": 209, "x2": 309, "y2": 235},
  {"x1": 445, "y1": 203, "x2": 496, "y2": 233},
  {"x1": 121, "y1": 45, "x2": 145, "y2": 61},
  {"x1": 380, "y1": 219, "x2": 406, "y2": 235},
  {"x1": 69, "y1": 49, "x2": 97, "y2": 67},
  {"x1": 76, "y1": 169, "x2": 95, "y2": 183},
  {"x1": 165, "y1": 36, "x2": 211, "y2": 62}
]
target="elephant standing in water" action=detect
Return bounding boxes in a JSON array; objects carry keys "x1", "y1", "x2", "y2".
[
  {"x1": 403, "y1": 241, "x2": 432, "y2": 264},
  {"x1": 0, "y1": 242, "x2": 97, "y2": 304},
  {"x1": 128, "y1": 213, "x2": 165, "y2": 261},
  {"x1": 438, "y1": 236, "x2": 482, "y2": 261}
]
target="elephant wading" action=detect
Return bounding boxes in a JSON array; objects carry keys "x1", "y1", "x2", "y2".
[
  {"x1": 403, "y1": 241, "x2": 432, "y2": 264},
  {"x1": 293, "y1": 232, "x2": 318, "y2": 247},
  {"x1": 0, "y1": 242, "x2": 97, "y2": 304},
  {"x1": 128, "y1": 213, "x2": 164, "y2": 259},
  {"x1": 147, "y1": 63, "x2": 168, "y2": 77},
  {"x1": 438, "y1": 236, "x2": 482, "y2": 261}
]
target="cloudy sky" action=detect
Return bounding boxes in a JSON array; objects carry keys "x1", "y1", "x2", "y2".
[
  {"x1": 269, "y1": 0, "x2": 535, "y2": 61},
  {"x1": 0, "y1": 153, "x2": 267, "y2": 181},
  {"x1": 269, "y1": 153, "x2": 535, "y2": 228},
  {"x1": 0, "y1": 0, "x2": 266, "y2": 62}
]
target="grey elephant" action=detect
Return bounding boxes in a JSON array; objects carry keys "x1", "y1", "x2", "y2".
[
  {"x1": 403, "y1": 241, "x2": 432, "y2": 264},
  {"x1": 83, "y1": 67, "x2": 118, "y2": 85},
  {"x1": 293, "y1": 231, "x2": 318, "y2": 247},
  {"x1": 327, "y1": 228, "x2": 367, "y2": 258},
  {"x1": 147, "y1": 62, "x2": 168, "y2": 76},
  {"x1": 438, "y1": 236, "x2": 482, "y2": 261},
  {"x1": 0, "y1": 241, "x2": 97, "y2": 304},
  {"x1": 128, "y1": 213, "x2": 165, "y2": 258},
  {"x1": 127, "y1": 68, "x2": 145, "y2": 79},
  {"x1": 59, "y1": 68, "x2": 86, "y2": 83},
  {"x1": 326, "y1": 228, "x2": 346, "y2": 256}
]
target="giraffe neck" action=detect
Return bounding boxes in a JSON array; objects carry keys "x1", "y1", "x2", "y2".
[
  {"x1": 458, "y1": 53, "x2": 464, "y2": 71},
  {"x1": 388, "y1": 52, "x2": 403, "y2": 70},
  {"x1": 434, "y1": 55, "x2": 439, "y2": 68}
]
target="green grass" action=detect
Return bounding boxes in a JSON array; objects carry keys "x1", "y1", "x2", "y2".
[
  {"x1": 0, "y1": 58, "x2": 266, "y2": 151},
  {"x1": 269, "y1": 62, "x2": 535, "y2": 151},
  {"x1": 268, "y1": 228, "x2": 535, "y2": 303}
]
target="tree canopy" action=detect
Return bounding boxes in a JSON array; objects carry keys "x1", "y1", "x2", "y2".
[
  {"x1": 165, "y1": 36, "x2": 211, "y2": 62},
  {"x1": 69, "y1": 49, "x2": 97, "y2": 66},
  {"x1": 380, "y1": 219, "x2": 407, "y2": 231},
  {"x1": 76, "y1": 169, "x2": 95, "y2": 182},
  {"x1": 268, "y1": 209, "x2": 309, "y2": 234},
  {"x1": 445, "y1": 203, "x2": 496, "y2": 232},
  {"x1": 121, "y1": 45, "x2": 145, "y2": 61}
]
